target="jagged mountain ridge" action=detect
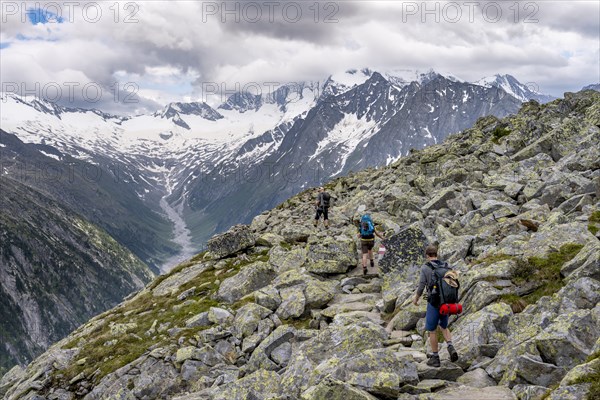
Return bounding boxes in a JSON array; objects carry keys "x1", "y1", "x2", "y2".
[
  {"x1": 474, "y1": 73, "x2": 557, "y2": 104},
  {"x1": 2, "y1": 89, "x2": 598, "y2": 400},
  {"x1": 0, "y1": 175, "x2": 156, "y2": 378},
  {"x1": 0, "y1": 69, "x2": 550, "y2": 262}
]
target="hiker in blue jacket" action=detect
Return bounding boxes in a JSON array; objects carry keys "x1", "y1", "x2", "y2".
[
  {"x1": 413, "y1": 244, "x2": 459, "y2": 367},
  {"x1": 357, "y1": 214, "x2": 385, "y2": 275}
]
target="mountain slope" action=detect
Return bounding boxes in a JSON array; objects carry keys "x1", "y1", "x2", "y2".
[
  {"x1": 0, "y1": 176, "x2": 156, "y2": 377},
  {"x1": 2, "y1": 89, "x2": 598, "y2": 399},
  {"x1": 0, "y1": 130, "x2": 179, "y2": 271}
]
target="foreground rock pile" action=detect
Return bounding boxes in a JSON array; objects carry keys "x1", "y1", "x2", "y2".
[{"x1": 2, "y1": 90, "x2": 599, "y2": 400}]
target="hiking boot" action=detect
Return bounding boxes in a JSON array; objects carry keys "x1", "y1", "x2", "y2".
[
  {"x1": 426, "y1": 354, "x2": 440, "y2": 367},
  {"x1": 370, "y1": 259, "x2": 375, "y2": 268},
  {"x1": 447, "y1": 345, "x2": 458, "y2": 362},
  {"x1": 363, "y1": 266, "x2": 367, "y2": 276}
]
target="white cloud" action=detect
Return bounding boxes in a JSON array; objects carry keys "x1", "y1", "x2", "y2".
[{"x1": 1, "y1": 0, "x2": 598, "y2": 114}]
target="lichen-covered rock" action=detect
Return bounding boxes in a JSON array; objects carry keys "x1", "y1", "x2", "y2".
[
  {"x1": 268, "y1": 245, "x2": 308, "y2": 272},
  {"x1": 280, "y1": 322, "x2": 388, "y2": 396},
  {"x1": 232, "y1": 303, "x2": 273, "y2": 339},
  {"x1": 416, "y1": 360, "x2": 464, "y2": 381},
  {"x1": 207, "y1": 224, "x2": 255, "y2": 258},
  {"x1": 378, "y1": 223, "x2": 428, "y2": 276},
  {"x1": 451, "y1": 302, "x2": 513, "y2": 367},
  {"x1": 420, "y1": 385, "x2": 518, "y2": 400},
  {"x1": 153, "y1": 263, "x2": 212, "y2": 297},
  {"x1": 275, "y1": 286, "x2": 306, "y2": 319},
  {"x1": 387, "y1": 303, "x2": 427, "y2": 331},
  {"x1": 421, "y1": 188, "x2": 456, "y2": 213},
  {"x1": 279, "y1": 224, "x2": 313, "y2": 243},
  {"x1": 211, "y1": 369, "x2": 282, "y2": 400},
  {"x1": 208, "y1": 307, "x2": 234, "y2": 325},
  {"x1": 511, "y1": 384, "x2": 551, "y2": 400},
  {"x1": 486, "y1": 308, "x2": 597, "y2": 388},
  {"x1": 246, "y1": 325, "x2": 296, "y2": 372},
  {"x1": 304, "y1": 279, "x2": 336, "y2": 309},
  {"x1": 254, "y1": 286, "x2": 282, "y2": 311},
  {"x1": 301, "y1": 377, "x2": 378, "y2": 400},
  {"x1": 562, "y1": 242, "x2": 600, "y2": 282},
  {"x1": 330, "y1": 348, "x2": 419, "y2": 396},
  {"x1": 186, "y1": 312, "x2": 211, "y2": 328},
  {"x1": 255, "y1": 232, "x2": 283, "y2": 247},
  {"x1": 436, "y1": 225, "x2": 474, "y2": 264},
  {"x1": 456, "y1": 368, "x2": 497, "y2": 388},
  {"x1": 522, "y1": 222, "x2": 597, "y2": 259},
  {"x1": 306, "y1": 236, "x2": 357, "y2": 274},
  {"x1": 216, "y1": 262, "x2": 276, "y2": 303}
]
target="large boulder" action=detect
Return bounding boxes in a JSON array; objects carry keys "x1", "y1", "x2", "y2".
[
  {"x1": 207, "y1": 224, "x2": 255, "y2": 258},
  {"x1": 276, "y1": 286, "x2": 306, "y2": 319},
  {"x1": 301, "y1": 377, "x2": 378, "y2": 400},
  {"x1": 379, "y1": 223, "x2": 428, "y2": 276},
  {"x1": 268, "y1": 245, "x2": 308, "y2": 272},
  {"x1": 216, "y1": 262, "x2": 277, "y2": 303},
  {"x1": 231, "y1": 303, "x2": 272, "y2": 339},
  {"x1": 421, "y1": 385, "x2": 517, "y2": 400},
  {"x1": 330, "y1": 348, "x2": 419, "y2": 397},
  {"x1": 246, "y1": 325, "x2": 297, "y2": 373},
  {"x1": 210, "y1": 369, "x2": 282, "y2": 400},
  {"x1": 485, "y1": 308, "x2": 597, "y2": 388},
  {"x1": 280, "y1": 322, "x2": 388, "y2": 397},
  {"x1": 451, "y1": 302, "x2": 513, "y2": 368},
  {"x1": 306, "y1": 236, "x2": 357, "y2": 274},
  {"x1": 522, "y1": 222, "x2": 596, "y2": 259}
]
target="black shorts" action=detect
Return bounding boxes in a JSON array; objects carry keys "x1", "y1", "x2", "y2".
[{"x1": 315, "y1": 207, "x2": 329, "y2": 220}]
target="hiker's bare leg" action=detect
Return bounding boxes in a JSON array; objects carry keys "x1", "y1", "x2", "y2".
[
  {"x1": 362, "y1": 252, "x2": 368, "y2": 268},
  {"x1": 429, "y1": 330, "x2": 439, "y2": 353},
  {"x1": 441, "y1": 328, "x2": 452, "y2": 343},
  {"x1": 368, "y1": 249, "x2": 373, "y2": 262}
]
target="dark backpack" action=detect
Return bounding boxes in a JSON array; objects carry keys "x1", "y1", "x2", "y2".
[
  {"x1": 427, "y1": 261, "x2": 460, "y2": 307},
  {"x1": 321, "y1": 192, "x2": 331, "y2": 208},
  {"x1": 359, "y1": 215, "x2": 375, "y2": 237}
]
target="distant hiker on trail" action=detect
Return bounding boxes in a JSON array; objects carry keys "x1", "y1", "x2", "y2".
[
  {"x1": 314, "y1": 187, "x2": 331, "y2": 229},
  {"x1": 357, "y1": 214, "x2": 385, "y2": 275},
  {"x1": 413, "y1": 244, "x2": 459, "y2": 367}
]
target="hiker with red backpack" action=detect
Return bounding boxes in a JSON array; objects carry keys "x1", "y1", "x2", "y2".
[
  {"x1": 413, "y1": 244, "x2": 461, "y2": 367},
  {"x1": 357, "y1": 214, "x2": 385, "y2": 275}
]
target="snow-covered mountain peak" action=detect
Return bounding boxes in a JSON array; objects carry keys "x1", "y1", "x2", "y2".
[{"x1": 474, "y1": 74, "x2": 556, "y2": 103}]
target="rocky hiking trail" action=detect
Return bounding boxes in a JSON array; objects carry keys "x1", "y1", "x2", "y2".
[{"x1": 1, "y1": 90, "x2": 600, "y2": 400}]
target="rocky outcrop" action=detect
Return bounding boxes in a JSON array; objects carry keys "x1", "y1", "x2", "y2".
[
  {"x1": 2, "y1": 90, "x2": 599, "y2": 400},
  {"x1": 207, "y1": 225, "x2": 256, "y2": 258}
]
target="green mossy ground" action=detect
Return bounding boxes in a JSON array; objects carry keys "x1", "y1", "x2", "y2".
[
  {"x1": 500, "y1": 244, "x2": 584, "y2": 313},
  {"x1": 588, "y1": 210, "x2": 600, "y2": 235},
  {"x1": 491, "y1": 126, "x2": 512, "y2": 144},
  {"x1": 51, "y1": 250, "x2": 270, "y2": 388}
]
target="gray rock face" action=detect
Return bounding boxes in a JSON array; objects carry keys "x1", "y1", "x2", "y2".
[
  {"x1": 378, "y1": 224, "x2": 428, "y2": 276},
  {"x1": 207, "y1": 225, "x2": 256, "y2": 258},
  {"x1": 216, "y1": 262, "x2": 276, "y2": 303}
]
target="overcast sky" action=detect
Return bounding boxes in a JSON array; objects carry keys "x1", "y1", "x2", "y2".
[{"x1": 1, "y1": 0, "x2": 598, "y2": 114}]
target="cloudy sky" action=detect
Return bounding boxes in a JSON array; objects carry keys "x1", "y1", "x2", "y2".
[{"x1": 1, "y1": 0, "x2": 598, "y2": 114}]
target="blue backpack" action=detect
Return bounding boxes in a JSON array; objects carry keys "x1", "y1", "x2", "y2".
[{"x1": 359, "y1": 214, "x2": 375, "y2": 237}]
